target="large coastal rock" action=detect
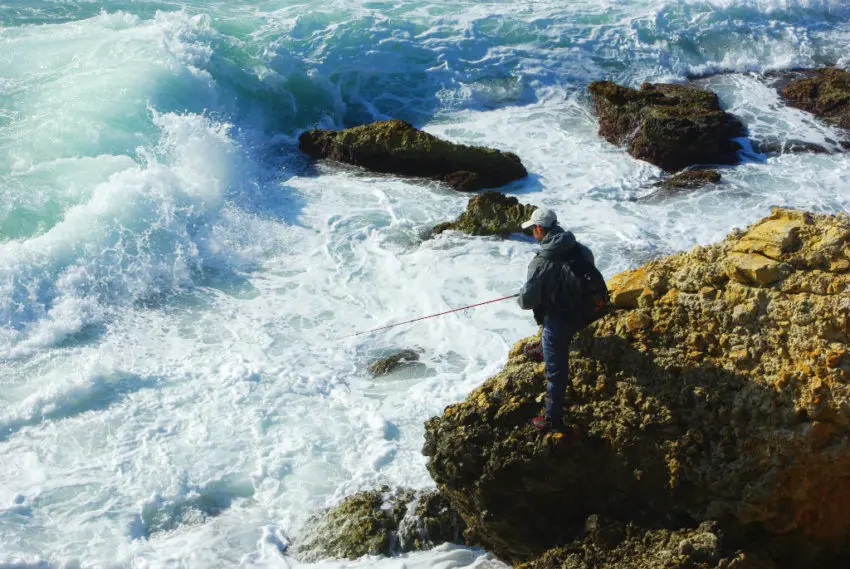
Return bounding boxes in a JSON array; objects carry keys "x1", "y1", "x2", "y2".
[
  {"x1": 299, "y1": 120, "x2": 528, "y2": 191},
  {"x1": 294, "y1": 486, "x2": 464, "y2": 561},
  {"x1": 423, "y1": 208, "x2": 850, "y2": 568},
  {"x1": 431, "y1": 190, "x2": 537, "y2": 237},
  {"x1": 588, "y1": 81, "x2": 746, "y2": 172},
  {"x1": 779, "y1": 67, "x2": 850, "y2": 130}
]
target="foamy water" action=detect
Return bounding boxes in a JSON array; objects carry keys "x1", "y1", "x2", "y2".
[{"x1": 1, "y1": 1, "x2": 849, "y2": 568}]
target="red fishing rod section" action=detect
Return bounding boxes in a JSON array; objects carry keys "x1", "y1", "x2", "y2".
[{"x1": 343, "y1": 294, "x2": 519, "y2": 339}]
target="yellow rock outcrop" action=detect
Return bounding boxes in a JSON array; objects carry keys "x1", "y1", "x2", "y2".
[{"x1": 424, "y1": 208, "x2": 850, "y2": 569}]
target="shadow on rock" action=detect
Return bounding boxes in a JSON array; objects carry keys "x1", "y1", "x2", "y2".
[{"x1": 518, "y1": 517, "x2": 778, "y2": 569}]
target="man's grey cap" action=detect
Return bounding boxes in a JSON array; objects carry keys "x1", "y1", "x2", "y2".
[{"x1": 521, "y1": 208, "x2": 558, "y2": 229}]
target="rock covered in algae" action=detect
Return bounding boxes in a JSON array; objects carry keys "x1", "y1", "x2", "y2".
[
  {"x1": 299, "y1": 119, "x2": 528, "y2": 191},
  {"x1": 294, "y1": 486, "x2": 465, "y2": 561},
  {"x1": 588, "y1": 81, "x2": 746, "y2": 172},
  {"x1": 423, "y1": 208, "x2": 850, "y2": 568},
  {"x1": 370, "y1": 349, "x2": 420, "y2": 377},
  {"x1": 658, "y1": 169, "x2": 722, "y2": 191},
  {"x1": 779, "y1": 67, "x2": 850, "y2": 130},
  {"x1": 432, "y1": 190, "x2": 537, "y2": 237}
]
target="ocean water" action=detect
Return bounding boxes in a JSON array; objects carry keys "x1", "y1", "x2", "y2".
[{"x1": 1, "y1": 1, "x2": 849, "y2": 567}]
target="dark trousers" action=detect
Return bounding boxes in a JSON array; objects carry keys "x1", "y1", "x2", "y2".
[{"x1": 542, "y1": 314, "x2": 574, "y2": 425}]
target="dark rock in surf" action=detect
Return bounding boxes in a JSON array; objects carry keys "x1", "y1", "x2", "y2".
[
  {"x1": 751, "y1": 138, "x2": 834, "y2": 156},
  {"x1": 588, "y1": 81, "x2": 746, "y2": 172},
  {"x1": 370, "y1": 349, "x2": 421, "y2": 377},
  {"x1": 431, "y1": 190, "x2": 537, "y2": 237},
  {"x1": 294, "y1": 486, "x2": 465, "y2": 560},
  {"x1": 778, "y1": 67, "x2": 850, "y2": 130},
  {"x1": 658, "y1": 169, "x2": 721, "y2": 191},
  {"x1": 299, "y1": 119, "x2": 528, "y2": 191}
]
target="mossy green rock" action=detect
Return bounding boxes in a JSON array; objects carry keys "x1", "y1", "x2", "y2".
[
  {"x1": 432, "y1": 190, "x2": 537, "y2": 237},
  {"x1": 295, "y1": 486, "x2": 465, "y2": 561},
  {"x1": 659, "y1": 169, "x2": 722, "y2": 190},
  {"x1": 299, "y1": 119, "x2": 528, "y2": 191},
  {"x1": 780, "y1": 67, "x2": 850, "y2": 130},
  {"x1": 423, "y1": 208, "x2": 850, "y2": 568},
  {"x1": 588, "y1": 81, "x2": 745, "y2": 172},
  {"x1": 370, "y1": 349, "x2": 420, "y2": 377}
]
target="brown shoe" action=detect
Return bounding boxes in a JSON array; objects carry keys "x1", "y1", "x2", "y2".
[{"x1": 522, "y1": 341, "x2": 544, "y2": 362}]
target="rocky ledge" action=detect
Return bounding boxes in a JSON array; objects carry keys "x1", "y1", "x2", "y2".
[
  {"x1": 423, "y1": 208, "x2": 850, "y2": 568},
  {"x1": 299, "y1": 119, "x2": 528, "y2": 191},
  {"x1": 589, "y1": 81, "x2": 746, "y2": 172}
]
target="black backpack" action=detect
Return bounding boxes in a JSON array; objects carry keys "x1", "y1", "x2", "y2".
[{"x1": 560, "y1": 248, "x2": 608, "y2": 330}]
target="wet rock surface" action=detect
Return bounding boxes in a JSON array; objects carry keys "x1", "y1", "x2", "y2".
[
  {"x1": 588, "y1": 81, "x2": 746, "y2": 172},
  {"x1": 777, "y1": 67, "x2": 850, "y2": 130},
  {"x1": 658, "y1": 169, "x2": 722, "y2": 191},
  {"x1": 423, "y1": 208, "x2": 850, "y2": 567},
  {"x1": 370, "y1": 349, "x2": 421, "y2": 377},
  {"x1": 294, "y1": 486, "x2": 465, "y2": 561},
  {"x1": 299, "y1": 119, "x2": 528, "y2": 191},
  {"x1": 432, "y1": 190, "x2": 537, "y2": 237}
]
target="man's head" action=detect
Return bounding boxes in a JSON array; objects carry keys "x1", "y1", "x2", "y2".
[{"x1": 521, "y1": 208, "x2": 558, "y2": 242}]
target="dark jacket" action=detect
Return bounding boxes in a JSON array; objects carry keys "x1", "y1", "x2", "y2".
[{"x1": 518, "y1": 226, "x2": 595, "y2": 320}]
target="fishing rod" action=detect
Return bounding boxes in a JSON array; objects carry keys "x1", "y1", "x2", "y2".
[{"x1": 342, "y1": 294, "x2": 519, "y2": 339}]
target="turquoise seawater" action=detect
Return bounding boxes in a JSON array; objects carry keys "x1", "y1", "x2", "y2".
[{"x1": 1, "y1": 1, "x2": 849, "y2": 567}]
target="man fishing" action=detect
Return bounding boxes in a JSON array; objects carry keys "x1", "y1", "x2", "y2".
[{"x1": 517, "y1": 208, "x2": 604, "y2": 433}]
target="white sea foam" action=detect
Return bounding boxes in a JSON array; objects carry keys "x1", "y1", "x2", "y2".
[{"x1": 1, "y1": 1, "x2": 849, "y2": 568}]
